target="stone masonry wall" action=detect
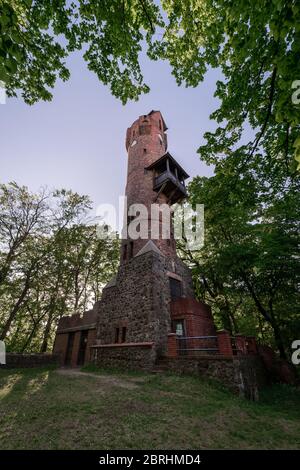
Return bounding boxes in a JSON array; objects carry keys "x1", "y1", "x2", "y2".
[
  {"x1": 1, "y1": 353, "x2": 59, "y2": 369},
  {"x1": 91, "y1": 344, "x2": 156, "y2": 371},
  {"x1": 94, "y1": 250, "x2": 194, "y2": 359},
  {"x1": 160, "y1": 355, "x2": 267, "y2": 400}
]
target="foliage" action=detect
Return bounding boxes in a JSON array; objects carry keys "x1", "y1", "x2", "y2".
[
  {"x1": 0, "y1": 182, "x2": 120, "y2": 352},
  {"x1": 0, "y1": 0, "x2": 162, "y2": 104},
  {"x1": 1, "y1": 1, "x2": 299, "y2": 166},
  {"x1": 178, "y1": 157, "x2": 300, "y2": 358},
  {"x1": 150, "y1": 0, "x2": 300, "y2": 168},
  {"x1": 1, "y1": 1, "x2": 299, "y2": 357}
]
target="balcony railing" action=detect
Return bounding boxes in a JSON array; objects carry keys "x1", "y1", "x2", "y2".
[{"x1": 153, "y1": 170, "x2": 187, "y2": 196}]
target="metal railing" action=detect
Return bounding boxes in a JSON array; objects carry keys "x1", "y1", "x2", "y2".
[{"x1": 176, "y1": 335, "x2": 219, "y2": 356}]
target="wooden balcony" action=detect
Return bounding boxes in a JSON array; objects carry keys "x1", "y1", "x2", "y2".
[
  {"x1": 153, "y1": 170, "x2": 188, "y2": 203},
  {"x1": 146, "y1": 152, "x2": 189, "y2": 205}
]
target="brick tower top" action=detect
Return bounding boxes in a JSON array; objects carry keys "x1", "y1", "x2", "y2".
[
  {"x1": 125, "y1": 110, "x2": 168, "y2": 155},
  {"x1": 121, "y1": 111, "x2": 188, "y2": 264}
]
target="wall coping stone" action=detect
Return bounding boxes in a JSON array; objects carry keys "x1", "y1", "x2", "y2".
[
  {"x1": 56, "y1": 323, "x2": 96, "y2": 334},
  {"x1": 91, "y1": 342, "x2": 154, "y2": 349},
  {"x1": 162, "y1": 355, "x2": 234, "y2": 362}
]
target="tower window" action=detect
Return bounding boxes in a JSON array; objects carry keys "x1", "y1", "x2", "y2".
[
  {"x1": 144, "y1": 148, "x2": 147, "y2": 153},
  {"x1": 122, "y1": 244, "x2": 127, "y2": 261},
  {"x1": 114, "y1": 327, "x2": 120, "y2": 343},
  {"x1": 121, "y1": 327, "x2": 127, "y2": 343},
  {"x1": 169, "y1": 278, "x2": 182, "y2": 301},
  {"x1": 159, "y1": 119, "x2": 162, "y2": 130}
]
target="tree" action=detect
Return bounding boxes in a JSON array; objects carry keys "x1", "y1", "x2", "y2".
[
  {"x1": 2, "y1": 1, "x2": 299, "y2": 169},
  {"x1": 0, "y1": 182, "x2": 120, "y2": 352},
  {"x1": 180, "y1": 156, "x2": 300, "y2": 359},
  {"x1": 0, "y1": 0, "x2": 162, "y2": 104},
  {"x1": 150, "y1": 0, "x2": 300, "y2": 169}
]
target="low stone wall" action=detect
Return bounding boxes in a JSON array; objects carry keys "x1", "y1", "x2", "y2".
[
  {"x1": 1, "y1": 353, "x2": 59, "y2": 369},
  {"x1": 91, "y1": 342, "x2": 156, "y2": 371},
  {"x1": 159, "y1": 355, "x2": 267, "y2": 400}
]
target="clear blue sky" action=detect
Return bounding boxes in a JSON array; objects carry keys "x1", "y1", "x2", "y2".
[{"x1": 0, "y1": 51, "x2": 220, "y2": 212}]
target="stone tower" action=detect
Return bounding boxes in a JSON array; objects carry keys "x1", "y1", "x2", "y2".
[
  {"x1": 120, "y1": 110, "x2": 187, "y2": 261},
  {"x1": 90, "y1": 111, "x2": 216, "y2": 369},
  {"x1": 53, "y1": 111, "x2": 268, "y2": 401}
]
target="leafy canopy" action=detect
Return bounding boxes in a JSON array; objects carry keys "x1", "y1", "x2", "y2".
[
  {"x1": 0, "y1": 0, "x2": 162, "y2": 104},
  {"x1": 1, "y1": 1, "x2": 299, "y2": 168}
]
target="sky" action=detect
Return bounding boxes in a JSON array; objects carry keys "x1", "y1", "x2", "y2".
[{"x1": 0, "y1": 50, "x2": 221, "y2": 216}]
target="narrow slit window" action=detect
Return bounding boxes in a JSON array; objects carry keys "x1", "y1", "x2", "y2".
[
  {"x1": 169, "y1": 278, "x2": 182, "y2": 301},
  {"x1": 123, "y1": 244, "x2": 127, "y2": 261},
  {"x1": 115, "y1": 327, "x2": 120, "y2": 343},
  {"x1": 129, "y1": 241, "x2": 134, "y2": 258},
  {"x1": 121, "y1": 327, "x2": 127, "y2": 343}
]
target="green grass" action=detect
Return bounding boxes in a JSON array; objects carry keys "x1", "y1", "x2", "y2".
[{"x1": 0, "y1": 366, "x2": 299, "y2": 449}]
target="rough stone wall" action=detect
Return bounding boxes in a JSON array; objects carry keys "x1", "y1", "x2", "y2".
[
  {"x1": 233, "y1": 356, "x2": 267, "y2": 400},
  {"x1": 95, "y1": 250, "x2": 194, "y2": 358},
  {"x1": 91, "y1": 344, "x2": 156, "y2": 371},
  {"x1": 1, "y1": 353, "x2": 59, "y2": 369},
  {"x1": 258, "y1": 345, "x2": 297, "y2": 385},
  {"x1": 86, "y1": 329, "x2": 97, "y2": 364},
  {"x1": 159, "y1": 356, "x2": 267, "y2": 400}
]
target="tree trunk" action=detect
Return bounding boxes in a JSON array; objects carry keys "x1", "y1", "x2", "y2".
[
  {"x1": 0, "y1": 274, "x2": 31, "y2": 340},
  {"x1": 21, "y1": 322, "x2": 39, "y2": 352},
  {"x1": 40, "y1": 311, "x2": 54, "y2": 353}
]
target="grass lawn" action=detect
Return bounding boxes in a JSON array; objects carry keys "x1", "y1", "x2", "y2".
[{"x1": 0, "y1": 366, "x2": 299, "y2": 450}]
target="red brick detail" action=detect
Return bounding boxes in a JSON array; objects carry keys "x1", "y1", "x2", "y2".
[
  {"x1": 217, "y1": 330, "x2": 233, "y2": 357},
  {"x1": 170, "y1": 298, "x2": 216, "y2": 338},
  {"x1": 235, "y1": 334, "x2": 247, "y2": 355},
  {"x1": 167, "y1": 333, "x2": 178, "y2": 358},
  {"x1": 52, "y1": 333, "x2": 69, "y2": 365},
  {"x1": 71, "y1": 331, "x2": 81, "y2": 367},
  {"x1": 56, "y1": 309, "x2": 97, "y2": 333},
  {"x1": 246, "y1": 336, "x2": 258, "y2": 355}
]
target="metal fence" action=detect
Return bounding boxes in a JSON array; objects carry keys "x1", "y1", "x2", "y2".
[{"x1": 176, "y1": 335, "x2": 219, "y2": 356}]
